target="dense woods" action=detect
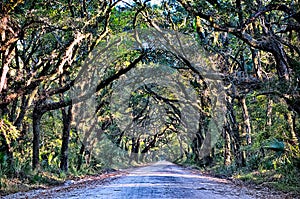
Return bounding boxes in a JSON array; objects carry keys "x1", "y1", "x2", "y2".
[{"x1": 0, "y1": 0, "x2": 299, "y2": 194}]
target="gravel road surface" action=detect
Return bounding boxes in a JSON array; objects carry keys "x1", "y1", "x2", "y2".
[{"x1": 3, "y1": 161, "x2": 290, "y2": 199}]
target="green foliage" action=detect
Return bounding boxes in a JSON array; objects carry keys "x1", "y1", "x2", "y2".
[
  {"x1": 0, "y1": 118, "x2": 20, "y2": 146},
  {"x1": 264, "y1": 139, "x2": 285, "y2": 155},
  {"x1": 1, "y1": 0, "x2": 300, "y2": 196},
  {"x1": 110, "y1": 7, "x2": 135, "y2": 32}
]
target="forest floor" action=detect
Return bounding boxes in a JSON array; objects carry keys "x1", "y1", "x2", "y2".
[{"x1": 2, "y1": 161, "x2": 298, "y2": 199}]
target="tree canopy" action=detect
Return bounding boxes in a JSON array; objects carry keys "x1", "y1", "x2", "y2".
[{"x1": 0, "y1": 0, "x2": 299, "y2": 194}]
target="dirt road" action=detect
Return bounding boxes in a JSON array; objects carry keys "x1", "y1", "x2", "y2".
[{"x1": 3, "y1": 161, "x2": 289, "y2": 199}]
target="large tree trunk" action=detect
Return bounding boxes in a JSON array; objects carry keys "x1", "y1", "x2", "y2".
[
  {"x1": 223, "y1": 123, "x2": 232, "y2": 166},
  {"x1": 77, "y1": 143, "x2": 85, "y2": 171},
  {"x1": 251, "y1": 49, "x2": 263, "y2": 80},
  {"x1": 226, "y1": 96, "x2": 244, "y2": 167},
  {"x1": 60, "y1": 105, "x2": 72, "y2": 172},
  {"x1": 32, "y1": 110, "x2": 42, "y2": 170},
  {"x1": 129, "y1": 137, "x2": 140, "y2": 163},
  {"x1": 191, "y1": 130, "x2": 204, "y2": 162},
  {"x1": 14, "y1": 96, "x2": 28, "y2": 129},
  {"x1": 32, "y1": 103, "x2": 46, "y2": 170},
  {"x1": 239, "y1": 97, "x2": 251, "y2": 166},
  {"x1": 240, "y1": 97, "x2": 252, "y2": 145},
  {"x1": 14, "y1": 87, "x2": 38, "y2": 129},
  {"x1": 190, "y1": 111, "x2": 207, "y2": 163},
  {"x1": 270, "y1": 40, "x2": 290, "y2": 81}
]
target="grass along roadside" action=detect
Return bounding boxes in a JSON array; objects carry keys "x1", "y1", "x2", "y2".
[
  {"x1": 177, "y1": 160, "x2": 300, "y2": 197},
  {"x1": 0, "y1": 171, "x2": 64, "y2": 196},
  {"x1": 208, "y1": 164, "x2": 300, "y2": 196},
  {"x1": 0, "y1": 168, "x2": 123, "y2": 196},
  {"x1": 234, "y1": 168, "x2": 300, "y2": 194},
  {"x1": 0, "y1": 160, "x2": 154, "y2": 196}
]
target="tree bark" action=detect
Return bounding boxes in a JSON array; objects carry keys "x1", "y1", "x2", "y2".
[
  {"x1": 223, "y1": 123, "x2": 232, "y2": 166},
  {"x1": 77, "y1": 143, "x2": 85, "y2": 171},
  {"x1": 286, "y1": 111, "x2": 299, "y2": 146},
  {"x1": 14, "y1": 96, "x2": 28, "y2": 129},
  {"x1": 32, "y1": 107, "x2": 43, "y2": 170},
  {"x1": 251, "y1": 49, "x2": 263, "y2": 80},
  {"x1": 269, "y1": 41, "x2": 290, "y2": 81},
  {"x1": 240, "y1": 97, "x2": 252, "y2": 145},
  {"x1": 226, "y1": 96, "x2": 244, "y2": 167},
  {"x1": 266, "y1": 96, "x2": 273, "y2": 130},
  {"x1": 32, "y1": 102, "x2": 46, "y2": 170},
  {"x1": 60, "y1": 105, "x2": 73, "y2": 172},
  {"x1": 129, "y1": 137, "x2": 140, "y2": 163}
]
